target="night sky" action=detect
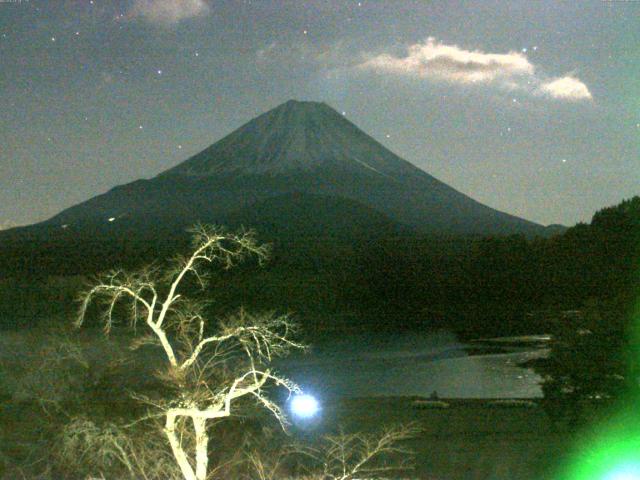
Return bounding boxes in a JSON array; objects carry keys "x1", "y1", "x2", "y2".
[{"x1": 1, "y1": 0, "x2": 638, "y2": 229}]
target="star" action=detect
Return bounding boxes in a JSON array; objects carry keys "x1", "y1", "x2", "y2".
[
  {"x1": 303, "y1": 30, "x2": 308, "y2": 35},
  {"x1": 157, "y1": 69, "x2": 163, "y2": 75},
  {"x1": 561, "y1": 158, "x2": 567, "y2": 163},
  {"x1": 51, "y1": 36, "x2": 56, "y2": 42},
  {"x1": 139, "y1": 125, "x2": 143, "y2": 130},
  {"x1": 178, "y1": 145, "x2": 183, "y2": 149}
]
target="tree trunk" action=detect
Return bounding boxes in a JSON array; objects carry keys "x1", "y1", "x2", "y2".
[
  {"x1": 165, "y1": 411, "x2": 197, "y2": 480},
  {"x1": 193, "y1": 416, "x2": 209, "y2": 480}
]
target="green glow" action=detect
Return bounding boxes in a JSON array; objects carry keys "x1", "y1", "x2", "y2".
[
  {"x1": 557, "y1": 416, "x2": 640, "y2": 479},
  {"x1": 557, "y1": 290, "x2": 640, "y2": 480},
  {"x1": 603, "y1": 463, "x2": 640, "y2": 480}
]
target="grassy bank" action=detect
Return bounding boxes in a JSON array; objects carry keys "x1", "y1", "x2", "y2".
[
  {"x1": 319, "y1": 397, "x2": 572, "y2": 480},
  {"x1": 1, "y1": 395, "x2": 572, "y2": 480}
]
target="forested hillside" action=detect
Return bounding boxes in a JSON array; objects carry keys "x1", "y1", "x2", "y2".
[{"x1": 2, "y1": 197, "x2": 638, "y2": 338}]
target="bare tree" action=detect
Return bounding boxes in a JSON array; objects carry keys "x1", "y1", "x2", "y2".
[
  {"x1": 76, "y1": 224, "x2": 305, "y2": 480},
  {"x1": 245, "y1": 424, "x2": 418, "y2": 480},
  {"x1": 303, "y1": 424, "x2": 418, "y2": 480}
]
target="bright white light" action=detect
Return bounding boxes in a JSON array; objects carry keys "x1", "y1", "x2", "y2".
[
  {"x1": 604, "y1": 463, "x2": 640, "y2": 480},
  {"x1": 108, "y1": 217, "x2": 115, "y2": 222},
  {"x1": 290, "y1": 394, "x2": 319, "y2": 419},
  {"x1": 606, "y1": 474, "x2": 640, "y2": 480}
]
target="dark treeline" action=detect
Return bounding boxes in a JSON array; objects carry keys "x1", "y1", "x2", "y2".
[
  {"x1": 1, "y1": 196, "x2": 638, "y2": 339},
  {"x1": 349, "y1": 196, "x2": 639, "y2": 337}
]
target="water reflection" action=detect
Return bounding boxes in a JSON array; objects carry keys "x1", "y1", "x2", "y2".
[{"x1": 280, "y1": 330, "x2": 548, "y2": 399}]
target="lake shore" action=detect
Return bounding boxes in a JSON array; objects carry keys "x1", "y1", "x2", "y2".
[
  {"x1": 312, "y1": 396, "x2": 572, "y2": 480},
  {"x1": 1, "y1": 392, "x2": 576, "y2": 480}
]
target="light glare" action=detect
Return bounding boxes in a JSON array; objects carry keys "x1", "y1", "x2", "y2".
[
  {"x1": 603, "y1": 463, "x2": 640, "y2": 480},
  {"x1": 290, "y1": 394, "x2": 319, "y2": 419}
]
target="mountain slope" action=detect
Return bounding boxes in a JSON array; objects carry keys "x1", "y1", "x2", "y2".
[
  {"x1": 222, "y1": 192, "x2": 405, "y2": 240},
  {"x1": 38, "y1": 100, "x2": 545, "y2": 236},
  {"x1": 161, "y1": 99, "x2": 430, "y2": 177}
]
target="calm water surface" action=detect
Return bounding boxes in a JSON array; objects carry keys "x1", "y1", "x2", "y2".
[{"x1": 280, "y1": 330, "x2": 548, "y2": 399}]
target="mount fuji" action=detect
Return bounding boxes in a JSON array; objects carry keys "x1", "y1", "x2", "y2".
[{"x1": 34, "y1": 100, "x2": 545, "y2": 237}]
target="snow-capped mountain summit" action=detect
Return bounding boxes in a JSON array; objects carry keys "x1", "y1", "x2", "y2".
[{"x1": 39, "y1": 100, "x2": 544, "y2": 236}]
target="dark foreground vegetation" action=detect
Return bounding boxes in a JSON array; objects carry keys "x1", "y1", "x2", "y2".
[{"x1": 1, "y1": 196, "x2": 638, "y2": 339}]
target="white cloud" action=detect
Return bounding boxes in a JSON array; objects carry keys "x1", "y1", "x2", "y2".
[
  {"x1": 357, "y1": 37, "x2": 592, "y2": 101},
  {"x1": 359, "y1": 37, "x2": 534, "y2": 85},
  {"x1": 128, "y1": 0, "x2": 210, "y2": 26},
  {"x1": 538, "y1": 75, "x2": 592, "y2": 100}
]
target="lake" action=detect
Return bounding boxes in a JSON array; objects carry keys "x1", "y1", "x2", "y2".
[{"x1": 280, "y1": 330, "x2": 549, "y2": 399}]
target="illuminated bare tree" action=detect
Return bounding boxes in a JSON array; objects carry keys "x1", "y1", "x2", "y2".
[
  {"x1": 245, "y1": 424, "x2": 418, "y2": 480},
  {"x1": 76, "y1": 224, "x2": 304, "y2": 480},
  {"x1": 304, "y1": 425, "x2": 418, "y2": 480}
]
